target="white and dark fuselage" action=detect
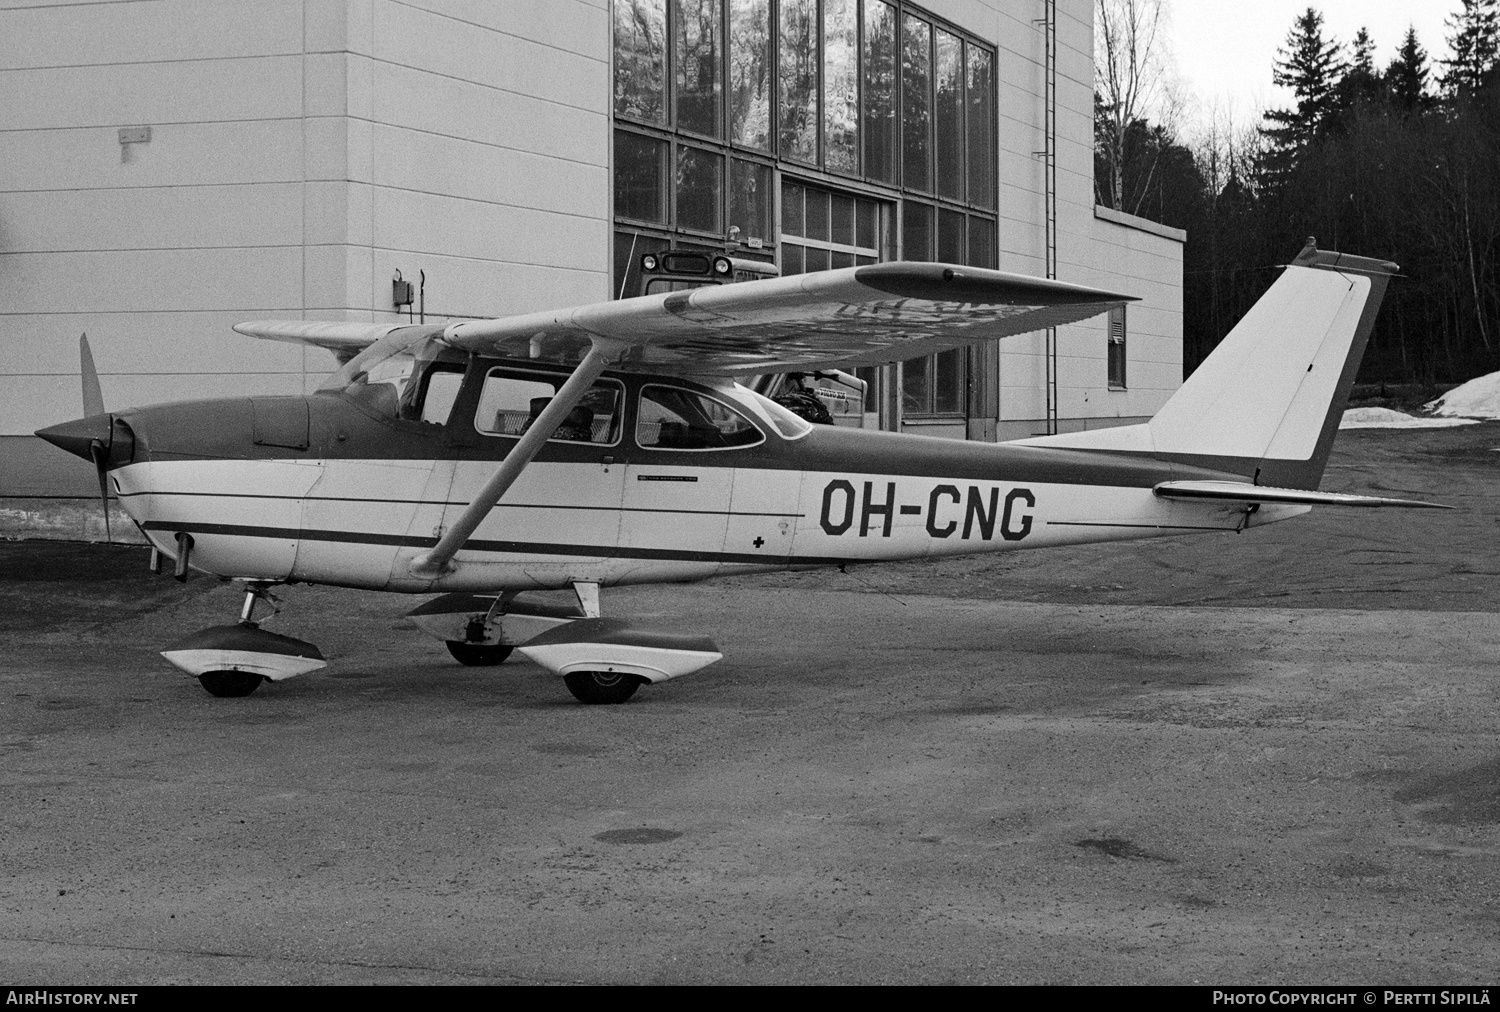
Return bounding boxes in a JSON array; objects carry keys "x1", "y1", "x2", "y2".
[
  {"x1": 100, "y1": 363, "x2": 1300, "y2": 595},
  {"x1": 33, "y1": 250, "x2": 1422, "y2": 702}
]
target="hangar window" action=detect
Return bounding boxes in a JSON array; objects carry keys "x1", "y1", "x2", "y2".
[
  {"x1": 612, "y1": 0, "x2": 998, "y2": 330},
  {"x1": 473, "y1": 369, "x2": 624, "y2": 445}
]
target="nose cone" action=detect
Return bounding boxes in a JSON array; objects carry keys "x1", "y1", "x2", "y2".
[{"x1": 35, "y1": 414, "x2": 112, "y2": 462}]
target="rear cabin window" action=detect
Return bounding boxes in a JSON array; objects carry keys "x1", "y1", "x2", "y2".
[
  {"x1": 636, "y1": 385, "x2": 764, "y2": 450},
  {"x1": 473, "y1": 368, "x2": 623, "y2": 445}
]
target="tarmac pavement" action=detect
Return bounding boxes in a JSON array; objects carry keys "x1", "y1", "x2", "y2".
[{"x1": 0, "y1": 423, "x2": 1497, "y2": 984}]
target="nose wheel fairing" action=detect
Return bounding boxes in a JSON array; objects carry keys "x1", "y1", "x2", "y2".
[{"x1": 159, "y1": 623, "x2": 326, "y2": 683}]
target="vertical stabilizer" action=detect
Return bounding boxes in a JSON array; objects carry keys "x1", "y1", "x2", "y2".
[{"x1": 1013, "y1": 243, "x2": 1397, "y2": 489}]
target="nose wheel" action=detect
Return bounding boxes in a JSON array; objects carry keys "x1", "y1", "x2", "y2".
[
  {"x1": 198, "y1": 671, "x2": 266, "y2": 697},
  {"x1": 563, "y1": 670, "x2": 646, "y2": 705},
  {"x1": 445, "y1": 641, "x2": 514, "y2": 666}
]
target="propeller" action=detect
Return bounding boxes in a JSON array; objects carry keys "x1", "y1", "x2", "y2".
[
  {"x1": 80, "y1": 333, "x2": 110, "y2": 543},
  {"x1": 80, "y1": 333, "x2": 105, "y2": 417}
]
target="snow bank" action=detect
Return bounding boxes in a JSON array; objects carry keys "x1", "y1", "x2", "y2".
[
  {"x1": 1339, "y1": 406, "x2": 1478, "y2": 429},
  {"x1": 1426, "y1": 371, "x2": 1500, "y2": 419}
]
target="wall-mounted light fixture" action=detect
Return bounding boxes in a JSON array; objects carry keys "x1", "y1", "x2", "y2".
[{"x1": 118, "y1": 125, "x2": 151, "y2": 163}]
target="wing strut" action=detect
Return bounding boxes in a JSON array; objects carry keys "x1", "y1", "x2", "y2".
[{"x1": 408, "y1": 342, "x2": 618, "y2": 579}]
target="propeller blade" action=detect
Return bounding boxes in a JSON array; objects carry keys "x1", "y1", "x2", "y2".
[
  {"x1": 88, "y1": 437, "x2": 112, "y2": 544},
  {"x1": 80, "y1": 333, "x2": 105, "y2": 417}
]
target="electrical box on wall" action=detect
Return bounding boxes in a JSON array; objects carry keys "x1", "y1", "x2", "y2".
[{"x1": 393, "y1": 274, "x2": 414, "y2": 308}]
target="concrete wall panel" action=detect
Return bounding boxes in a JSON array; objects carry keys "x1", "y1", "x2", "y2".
[
  {"x1": 372, "y1": 187, "x2": 608, "y2": 273},
  {"x1": 0, "y1": 121, "x2": 305, "y2": 192},
  {"x1": 369, "y1": 60, "x2": 604, "y2": 167},
  {"x1": 0, "y1": 184, "x2": 303, "y2": 252},
  {"x1": 369, "y1": 126, "x2": 607, "y2": 217},
  {"x1": 0, "y1": 57, "x2": 304, "y2": 130},
  {"x1": 0, "y1": 0, "x2": 303, "y2": 70},
  {"x1": 373, "y1": 2, "x2": 606, "y2": 113},
  {"x1": 0, "y1": 248, "x2": 303, "y2": 315},
  {"x1": 3, "y1": 311, "x2": 305, "y2": 378},
  {"x1": 398, "y1": 0, "x2": 608, "y2": 61}
]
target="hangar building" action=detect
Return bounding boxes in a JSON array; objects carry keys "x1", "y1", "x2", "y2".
[{"x1": 0, "y1": 0, "x2": 1184, "y2": 523}]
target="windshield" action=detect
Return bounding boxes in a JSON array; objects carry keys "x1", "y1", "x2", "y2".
[
  {"x1": 732, "y1": 383, "x2": 815, "y2": 440},
  {"x1": 320, "y1": 328, "x2": 467, "y2": 422}
]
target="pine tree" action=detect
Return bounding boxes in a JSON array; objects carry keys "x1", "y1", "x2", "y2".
[
  {"x1": 1337, "y1": 26, "x2": 1384, "y2": 112},
  {"x1": 1440, "y1": 0, "x2": 1499, "y2": 97},
  {"x1": 1352, "y1": 27, "x2": 1376, "y2": 77},
  {"x1": 1259, "y1": 9, "x2": 1347, "y2": 186},
  {"x1": 1387, "y1": 26, "x2": 1431, "y2": 112}
]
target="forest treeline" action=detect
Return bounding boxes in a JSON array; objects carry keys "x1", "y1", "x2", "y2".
[{"x1": 1097, "y1": 1, "x2": 1500, "y2": 382}]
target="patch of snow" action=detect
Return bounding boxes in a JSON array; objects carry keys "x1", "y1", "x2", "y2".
[
  {"x1": 1339, "y1": 406, "x2": 1478, "y2": 429},
  {"x1": 1427, "y1": 371, "x2": 1500, "y2": 419}
]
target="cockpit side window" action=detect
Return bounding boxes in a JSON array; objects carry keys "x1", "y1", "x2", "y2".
[
  {"x1": 636, "y1": 385, "x2": 764, "y2": 450},
  {"x1": 407, "y1": 367, "x2": 466, "y2": 424},
  {"x1": 473, "y1": 368, "x2": 623, "y2": 445}
]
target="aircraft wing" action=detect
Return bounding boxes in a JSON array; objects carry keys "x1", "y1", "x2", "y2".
[
  {"x1": 1153, "y1": 480, "x2": 1451, "y2": 509},
  {"x1": 232, "y1": 321, "x2": 414, "y2": 364},
  {"x1": 441, "y1": 263, "x2": 1134, "y2": 375}
]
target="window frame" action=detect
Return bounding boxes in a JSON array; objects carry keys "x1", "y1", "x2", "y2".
[
  {"x1": 471, "y1": 366, "x2": 627, "y2": 447},
  {"x1": 612, "y1": 0, "x2": 997, "y2": 270},
  {"x1": 635, "y1": 382, "x2": 768, "y2": 451}
]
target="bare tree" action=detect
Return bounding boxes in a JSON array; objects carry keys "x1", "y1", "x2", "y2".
[
  {"x1": 1095, "y1": 0, "x2": 1172, "y2": 211},
  {"x1": 1191, "y1": 97, "x2": 1262, "y2": 199}
]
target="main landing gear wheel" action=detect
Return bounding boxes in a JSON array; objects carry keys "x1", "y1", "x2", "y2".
[
  {"x1": 197, "y1": 671, "x2": 266, "y2": 698},
  {"x1": 445, "y1": 642, "x2": 514, "y2": 666},
  {"x1": 563, "y1": 670, "x2": 646, "y2": 705}
]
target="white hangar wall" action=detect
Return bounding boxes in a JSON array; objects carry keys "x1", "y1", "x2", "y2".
[
  {"x1": 0, "y1": 0, "x2": 1181, "y2": 500},
  {"x1": 0, "y1": 0, "x2": 612, "y2": 495}
]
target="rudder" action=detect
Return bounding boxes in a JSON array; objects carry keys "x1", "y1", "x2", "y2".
[{"x1": 1013, "y1": 241, "x2": 1397, "y2": 490}]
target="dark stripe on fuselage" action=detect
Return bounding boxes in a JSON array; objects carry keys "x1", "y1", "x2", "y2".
[
  {"x1": 139, "y1": 520, "x2": 845, "y2": 567},
  {"x1": 114, "y1": 377, "x2": 1251, "y2": 491},
  {"x1": 117, "y1": 488, "x2": 801, "y2": 518}
]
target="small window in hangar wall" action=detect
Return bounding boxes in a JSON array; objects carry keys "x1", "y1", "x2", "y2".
[{"x1": 1108, "y1": 305, "x2": 1128, "y2": 390}]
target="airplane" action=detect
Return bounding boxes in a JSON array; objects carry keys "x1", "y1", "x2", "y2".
[{"x1": 35, "y1": 240, "x2": 1447, "y2": 704}]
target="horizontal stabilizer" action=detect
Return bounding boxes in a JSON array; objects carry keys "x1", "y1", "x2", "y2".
[{"x1": 1153, "y1": 480, "x2": 1450, "y2": 509}]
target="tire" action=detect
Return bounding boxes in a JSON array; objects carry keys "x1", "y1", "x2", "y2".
[
  {"x1": 198, "y1": 671, "x2": 265, "y2": 697},
  {"x1": 563, "y1": 670, "x2": 646, "y2": 705},
  {"x1": 445, "y1": 641, "x2": 514, "y2": 666}
]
